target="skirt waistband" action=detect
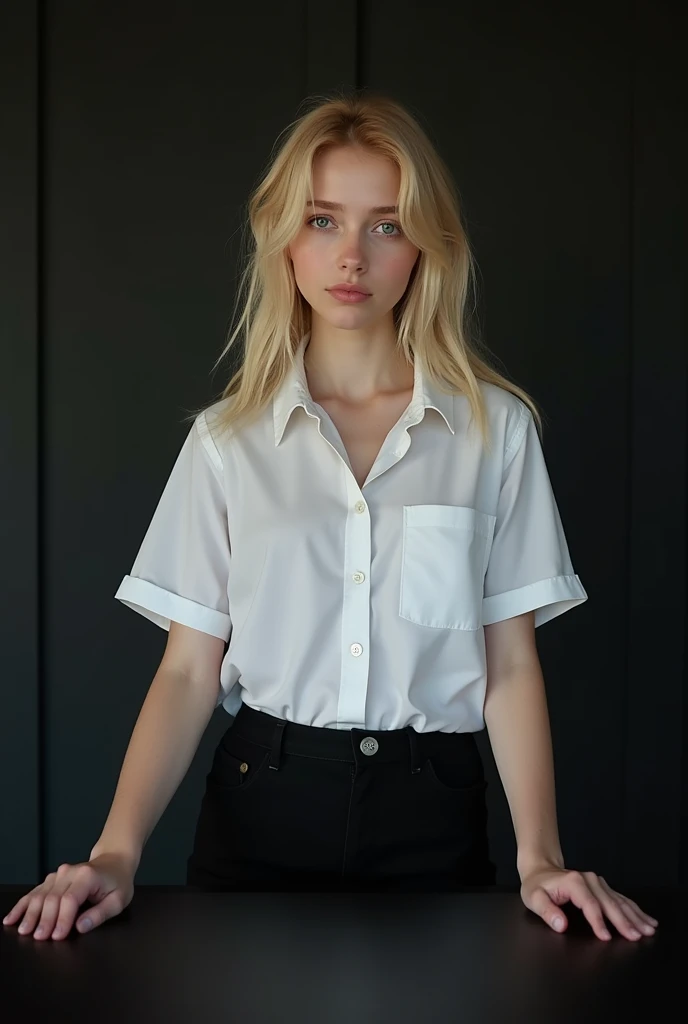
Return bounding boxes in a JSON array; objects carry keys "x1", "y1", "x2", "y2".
[{"x1": 231, "y1": 701, "x2": 479, "y2": 774}]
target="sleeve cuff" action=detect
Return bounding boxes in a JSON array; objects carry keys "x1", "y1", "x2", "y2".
[
  {"x1": 114, "y1": 575, "x2": 231, "y2": 641},
  {"x1": 482, "y1": 574, "x2": 588, "y2": 629}
]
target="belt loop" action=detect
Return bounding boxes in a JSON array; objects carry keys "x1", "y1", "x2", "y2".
[
  {"x1": 268, "y1": 719, "x2": 287, "y2": 771},
  {"x1": 406, "y1": 725, "x2": 422, "y2": 774}
]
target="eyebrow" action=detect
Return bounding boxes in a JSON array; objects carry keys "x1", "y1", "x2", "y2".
[{"x1": 306, "y1": 200, "x2": 399, "y2": 215}]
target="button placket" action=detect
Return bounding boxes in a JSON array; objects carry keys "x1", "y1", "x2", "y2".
[{"x1": 336, "y1": 491, "x2": 372, "y2": 727}]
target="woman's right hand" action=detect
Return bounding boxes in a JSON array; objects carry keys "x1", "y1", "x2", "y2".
[{"x1": 1, "y1": 853, "x2": 137, "y2": 940}]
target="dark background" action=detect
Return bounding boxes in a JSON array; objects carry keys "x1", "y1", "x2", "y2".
[{"x1": 1, "y1": 0, "x2": 685, "y2": 887}]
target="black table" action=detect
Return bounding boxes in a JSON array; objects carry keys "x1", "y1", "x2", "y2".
[{"x1": 1, "y1": 883, "x2": 682, "y2": 1023}]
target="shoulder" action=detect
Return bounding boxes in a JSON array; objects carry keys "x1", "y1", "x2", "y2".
[
  {"x1": 194, "y1": 396, "x2": 233, "y2": 432},
  {"x1": 476, "y1": 380, "x2": 531, "y2": 459},
  {"x1": 192, "y1": 397, "x2": 235, "y2": 473}
]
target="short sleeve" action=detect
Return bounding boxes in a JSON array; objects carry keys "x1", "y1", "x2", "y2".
[
  {"x1": 482, "y1": 405, "x2": 588, "y2": 628},
  {"x1": 114, "y1": 412, "x2": 232, "y2": 641}
]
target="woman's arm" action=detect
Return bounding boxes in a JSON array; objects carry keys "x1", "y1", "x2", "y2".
[
  {"x1": 89, "y1": 625, "x2": 224, "y2": 871},
  {"x1": 483, "y1": 612, "x2": 566, "y2": 878}
]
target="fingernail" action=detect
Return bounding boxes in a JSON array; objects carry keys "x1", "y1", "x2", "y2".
[
  {"x1": 553, "y1": 917, "x2": 564, "y2": 930},
  {"x1": 79, "y1": 918, "x2": 92, "y2": 932},
  {"x1": 602, "y1": 929, "x2": 611, "y2": 939},
  {"x1": 630, "y1": 929, "x2": 641, "y2": 938}
]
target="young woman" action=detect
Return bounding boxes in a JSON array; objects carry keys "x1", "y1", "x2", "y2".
[{"x1": 4, "y1": 91, "x2": 658, "y2": 944}]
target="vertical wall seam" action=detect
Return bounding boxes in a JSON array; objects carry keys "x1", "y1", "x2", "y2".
[{"x1": 37, "y1": 0, "x2": 46, "y2": 881}]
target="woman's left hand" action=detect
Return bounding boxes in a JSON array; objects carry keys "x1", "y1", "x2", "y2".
[{"x1": 519, "y1": 865, "x2": 659, "y2": 941}]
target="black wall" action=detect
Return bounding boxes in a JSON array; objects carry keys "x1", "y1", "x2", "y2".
[{"x1": 1, "y1": 0, "x2": 685, "y2": 886}]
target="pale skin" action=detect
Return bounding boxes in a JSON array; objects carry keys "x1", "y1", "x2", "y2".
[
  {"x1": 4, "y1": 145, "x2": 658, "y2": 941},
  {"x1": 287, "y1": 145, "x2": 421, "y2": 490},
  {"x1": 288, "y1": 144, "x2": 419, "y2": 405}
]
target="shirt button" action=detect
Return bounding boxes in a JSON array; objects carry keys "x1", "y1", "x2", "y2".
[
  {"x1": 350, "y1": 643, "x2": 363, "y2": 657},
  {"x1": 352, "y1": 572, "x2": 365, "y2": 583},
  {"x1": 354, "y1": 500, "x2": 366, "y2": 514}
]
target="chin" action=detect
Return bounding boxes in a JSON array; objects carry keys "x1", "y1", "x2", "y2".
[{"x1": 314, "y1": 308, "x2": 375, "y2": 327}]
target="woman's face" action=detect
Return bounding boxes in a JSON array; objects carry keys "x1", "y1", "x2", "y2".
[{"x1": 287, "y1": 145, "x2": 420, "y2": 328}]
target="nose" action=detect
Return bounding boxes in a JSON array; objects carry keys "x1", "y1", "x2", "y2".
[
  {"x1": 339, "y1": 250, "x2": 366, "y2": 272},
  {"x1": 337, "y1": 234, "x2": 367, "y2": 273}
]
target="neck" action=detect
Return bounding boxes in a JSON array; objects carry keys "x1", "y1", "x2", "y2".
[{"x1": 303, "y1": 325, "x2": 413, "y2": 405}]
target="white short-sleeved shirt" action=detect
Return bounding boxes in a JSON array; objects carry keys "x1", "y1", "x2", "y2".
[{"x1": 115, "y1": 332, "x2": 588, "y2": 732}]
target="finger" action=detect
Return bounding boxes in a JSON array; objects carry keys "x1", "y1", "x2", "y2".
[
  {"x1": 624, "y1": 900, "x2": 659, "y2": 927},
  {"x1": 564, "y1": 874, "x2": 615, "y2": 940},
  {"x1": 603, "y1": 899, "x2": 655, "y2": 937},
  {"x1": 589, "y1": 893, "x2": 643, "y2": 940},
  {"x1": 51, "y1": 867, "x2": 109, "y2": 940},
  {"x1": 594, "y1": 878, "x2": 657, "y2": 936},
  {"x1": 33, "y1": 891, "x2": 74, "y2": 940},
  {"x1": 16, "y1": 885, "x2": 54, "y2": 936},
  {"x1": 3, "y1": 892, "x2": 35, "y2": 925},
  {"x1": 28, "y1": 866, "x2": 93, "y2": 941},
  {"x1": 572, "y1": 873, "x2": 655, "y2": 942},
  {"x1": 527, "y1": 885, "x2": 570, "y2": 933},
  {"x1": 29, "y1": 866, "x2": 81, "y2": 940},
  {"x1": 72, "y1": 889, "x2": 124, "y2": 936},
  {"x1": 575, "y1": 873, "x2": 653, "y2": 941},
  {"x1": 40, "y1": 889, "x2": 92, "y2": 941},
  {"x1": 597, "y1": 878, "x2": 659, "y2": 926}
]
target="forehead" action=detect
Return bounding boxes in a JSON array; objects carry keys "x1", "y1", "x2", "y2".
[{"x1": 311, "y1": 146, "x2": 400, "y2": 202}]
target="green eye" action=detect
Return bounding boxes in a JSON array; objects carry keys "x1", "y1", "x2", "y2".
[{"x1": 307, "y1": 216, "x2": 402, "y2": 237}]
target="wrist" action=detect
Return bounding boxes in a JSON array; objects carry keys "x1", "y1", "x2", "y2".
[
  {"x1": 517, "y1": 851, "x2": 566, "y2": 881},
  {"x1": 90, "y1": 841, "x2": 142, "y2": 874}
]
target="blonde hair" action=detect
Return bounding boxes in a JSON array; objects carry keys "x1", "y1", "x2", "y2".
[{"x1": 184, "y1": 88, "x2": 546, "y2": 453}]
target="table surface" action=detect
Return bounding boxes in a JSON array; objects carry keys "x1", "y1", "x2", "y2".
[{"x1": 1, "y1": 883, "x2": 683, "y2": 1023}]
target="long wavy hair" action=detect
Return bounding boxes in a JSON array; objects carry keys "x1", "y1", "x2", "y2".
[{"x1": 184, "y1": 89, "x2": 545, "y2": 453}]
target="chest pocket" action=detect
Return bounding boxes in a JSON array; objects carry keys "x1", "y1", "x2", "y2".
[{"x1": 399, "y1": 504, "x2": 496, "y2": 630}]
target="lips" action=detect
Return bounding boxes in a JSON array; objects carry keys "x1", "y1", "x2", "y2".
[
  {"x1": 327, "y1": 288, "x2": 372, "y2": 303},
  {"x1": 327, "y1": 285, "x2": 371, "y2": 296}
]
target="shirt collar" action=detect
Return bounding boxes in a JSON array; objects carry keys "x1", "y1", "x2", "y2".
[{"x1": 273, "y1": 331, "x2": 455, "y2": 446}]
